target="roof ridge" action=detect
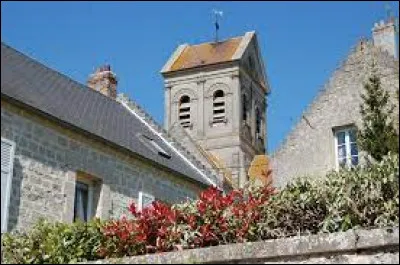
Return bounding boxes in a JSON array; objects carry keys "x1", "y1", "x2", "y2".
[{"x1": 187, "y1": 35, "x2": 243, "y2": 48}]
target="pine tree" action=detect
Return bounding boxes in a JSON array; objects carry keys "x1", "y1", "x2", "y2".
[
  {"x1": 357, "y1": 71, "x2": 399, "y2": 162},
  {"x1": 395, "y1": 89, "x2": 399, "y2": 133}
]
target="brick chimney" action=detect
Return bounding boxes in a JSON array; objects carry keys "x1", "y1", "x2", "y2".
[
  {"x1": 372, "y1": 17, "x2": 398, "y2": 58},
  {"x1": 87, "y1": 65, "x2": 118, "y2": 99}
]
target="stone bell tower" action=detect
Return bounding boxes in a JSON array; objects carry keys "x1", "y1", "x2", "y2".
[{"x1": 161, "y1": 31, "x2": 270, "y2": 188}]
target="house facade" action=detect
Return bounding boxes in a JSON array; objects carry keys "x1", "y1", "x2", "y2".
[
  {"x1": 1, "y1": 43, "x2": 220, "y2": 233},
  {"x1": 271, "y1": 17, "x2": 399, "y2": 187}
]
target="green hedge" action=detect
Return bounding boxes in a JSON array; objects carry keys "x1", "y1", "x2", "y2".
[
  {"x1": 257, "y1": 153, "x2": 399, "y2": 239},
  {"x1": 1, "y1": 219, "x2": 105, "y2": 264},
  {"x1": 1, "y1": 154, "x2": 398, "y2": 264}
]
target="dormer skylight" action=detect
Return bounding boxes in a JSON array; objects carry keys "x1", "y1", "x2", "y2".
[{"x1": 138, "y1": 134, "x2": 172, "y2": 159}]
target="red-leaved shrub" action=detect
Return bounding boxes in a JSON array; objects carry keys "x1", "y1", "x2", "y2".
[{"x1": 98, "y1": 185, "x2": 276, "y2": 258}]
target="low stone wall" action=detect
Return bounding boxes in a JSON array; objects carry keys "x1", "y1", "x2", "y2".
[{"x1": 83, "y1": 227, "x2": 399, "y2": 264}]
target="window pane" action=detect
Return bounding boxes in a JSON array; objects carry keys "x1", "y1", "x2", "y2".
[
  {"x1": 140, "y1": 192, "x2": 155, "y2": 210},
  {"x1": 337, "y1": 132, "x2": 346, "y2": 145},
  {"x1": 142, "y1": 195, "x2": 154, "y2": 208},
  {"x1": 74, "y1": 182, "x2": 89, "y2": 222},
  {"x1": 338, "y1": 145, "x2": 346, "y2": 157},
  {"x1": 351, "y1": 156, "x2": 359, "y2": 166},
  {"x1": 351, "y1": 143, "x2": 358, "y2": 156},
  {"x1": 349, "y1": 130, "x2": 357, "y2": 143},
  {"x1": 339, "y1": 157, "x2": 347, "y2": 167}
]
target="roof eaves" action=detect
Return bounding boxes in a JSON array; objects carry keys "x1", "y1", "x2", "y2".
[
  {"x1": 161, "y1": 44, "x2": 189, "y2": 74},
  {"x1": 231, "y1": 31, "x2": 255, "y2": 60}
]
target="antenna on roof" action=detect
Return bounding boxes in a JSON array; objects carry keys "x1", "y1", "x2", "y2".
[{"x1": 212, "y1": 9, "x2": 223, "y2": 43}]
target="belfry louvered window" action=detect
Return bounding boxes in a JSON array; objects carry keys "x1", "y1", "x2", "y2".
[
  {"x1": 212, "y1": 90, "x2": 226, "y2": 123},
  {"x1": 1, "y1": 138, "x2": 16, "y2": 233},
  {"x1": 256, "y1": 108, "x2": 262, "y2": 137},
  {"x1": 179, "y1": 95, "x2": 191, "y2": 128}
]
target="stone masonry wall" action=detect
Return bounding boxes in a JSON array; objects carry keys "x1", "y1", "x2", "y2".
[
  {"x1": 271, "y1": 41, "x2": 399, "y2": 188},
  {"x1": 82, "y1": 227, "x2": 399, "y2": 264},
  {"x1": 1, "y1": 99, "x2": 205, "y2": 232}
]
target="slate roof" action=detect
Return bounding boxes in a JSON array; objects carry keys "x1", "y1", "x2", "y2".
[
  {"x1": 169, "y1": 36, "x2": 243, "y2": 72},
  {"x1": 0, "y1": 42, "x2": 213, "y2": 187}
]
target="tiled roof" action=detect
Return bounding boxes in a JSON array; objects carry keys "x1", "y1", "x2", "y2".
[
  {"x1": 0, "y1": 42, "x2": 215, "y2": 187},
  {"x1": 169, "y1": 37, "x2": 242, "y2": 71}
]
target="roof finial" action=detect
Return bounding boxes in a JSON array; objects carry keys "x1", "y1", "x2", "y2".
[{"x1": 212, "y1": 9, "x2": 223, "y2": 43}]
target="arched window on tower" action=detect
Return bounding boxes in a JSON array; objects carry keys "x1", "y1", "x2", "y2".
[
  {"x1": 242, "y1": 94, "x2": 248, "y2": 123},
  {"x1": 179, "y1": 95, "x2": 191, "y2": 128},
  {"x1": 212, "y1": 90, "x2": 226, "y2": 124},
  {"x1": 255, "y1": 107, "x2": 262, "y2": 138}
]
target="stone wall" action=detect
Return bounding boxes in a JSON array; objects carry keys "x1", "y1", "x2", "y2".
[
  {"x1": 270, "y1": 41, "x2": 399, "y2": 188},
  {"x1": 1, "y1": 99, "x2": 205, "y2": 232},
  {"x1": 82, "y1": 227, "x2": 399, "y2": 264}
]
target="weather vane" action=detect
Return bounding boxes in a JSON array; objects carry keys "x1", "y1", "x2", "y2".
[{"x1": 212, "y1": 9, "x2": 223, "y2": 43}]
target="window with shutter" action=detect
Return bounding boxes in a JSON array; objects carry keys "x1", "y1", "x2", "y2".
[
  {"x1": 1, "y1": 138, "x2": 16, "y2": 233},
  {"x1": 212, "y1": 90, "x2": 226, "y2": 124},
  {"x1": 179, "y1": 95, "x2": 191, "y2": 128}
]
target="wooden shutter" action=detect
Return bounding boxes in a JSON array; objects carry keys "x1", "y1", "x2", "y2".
[{"x1": 1, "y1": 138, "x2": 16, "y2": 233}]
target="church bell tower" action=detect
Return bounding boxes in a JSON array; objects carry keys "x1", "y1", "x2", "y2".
[{"x1": 161, "y1": 31, "x2": 270, "y2": 188}]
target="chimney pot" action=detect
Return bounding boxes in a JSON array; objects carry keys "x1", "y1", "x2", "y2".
[
  {"x1": 87, "y1": 65, "x2": 118, "y2": 99},
  {"x1": 372, "y1": 17, "x2": 398, "y2": 58}
]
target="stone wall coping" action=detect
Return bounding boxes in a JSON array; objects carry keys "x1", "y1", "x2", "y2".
[{"x1": 82, "y1": 226, "x2": 399, "y2": 264}]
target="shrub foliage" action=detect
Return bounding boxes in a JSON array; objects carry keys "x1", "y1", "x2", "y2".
[{"x1": 2, "y1": 154, "x2": 398, "y2": 264}]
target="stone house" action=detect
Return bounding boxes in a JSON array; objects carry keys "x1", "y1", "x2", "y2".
[
  {"x1": 1, "y1": 42, "x2": 222, "y2": 233},
  {"x1": 271, "y1": 17, "x2": 399, "y2": 187},
  {"x1": 162, "y1": 31, "x2": 270, "y2": 188}
]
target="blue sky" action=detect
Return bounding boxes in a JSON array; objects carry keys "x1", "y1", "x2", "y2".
[{"x1": 2, "y1": 1, "x2": 399, "y2": 153}]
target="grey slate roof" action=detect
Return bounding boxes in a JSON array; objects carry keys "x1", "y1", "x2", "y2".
[{"x1": 0, "y1": 42, "x2": 212, "y2": 187}]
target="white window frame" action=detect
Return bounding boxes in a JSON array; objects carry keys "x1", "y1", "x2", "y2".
[
  {"x1": 74, "y1": 178, "x2": 95, "y2": 222},
  {"x1": 138, "y1": 191, "x2": 155, "y2": 211},
  {"x1": 1, "y1": 138, "x2": 16, "y2": 233},
  {"x1": 334, "y1": 127, "x2": 358, "y2": 170}
]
